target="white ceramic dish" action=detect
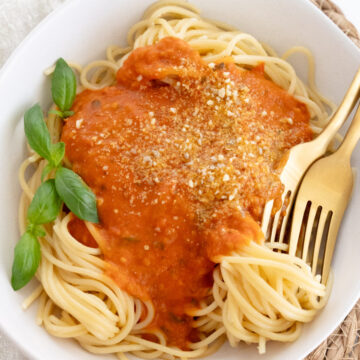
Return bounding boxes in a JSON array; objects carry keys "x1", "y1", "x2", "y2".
[{"x1": 1, "y1": 0, "x2": 360, "y2": 359}]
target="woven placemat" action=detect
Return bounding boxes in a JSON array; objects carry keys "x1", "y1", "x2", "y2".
[{"x1": 306, "y1": 1, "x2": 360, "y2": 359}]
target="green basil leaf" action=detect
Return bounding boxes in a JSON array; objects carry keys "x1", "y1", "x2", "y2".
[
  {"x1": 55, "y1": 167, "x2": 98, "y2": 223},
  {"x1": 31, "y1": 225, "x2": 46, "y2": 237},
  {"x1": 52, "y1": 58, "x2": 77, "y2": 112},
  {"x1": 26, "y1": 223, "x2": 35, "y2": 234},
  {"x1": 26, "y1": 224, "x2": 46, "y2": 237},
  {"x1": 48, "y1": 109, "x2": 64, "y2": 118},
  {"x1": 27, "y1": 179, "x2": 62, "y2": 225},
  {"x1": 41, "y1": 163, "x2": 53, "y2": 182},
  {"x1": 62, "y1": 110, "x2": 75, "y2": 118},
  {"x1": 50, "y1": 142, "x2": 65, "y2": 167},
  {"x1": 24, "y1": 104, "x2": 52, "y2": 161},
  {"x1": 11, "y1": 232, "x2": 41, "y2": 290},
  {"x1": 48, "y1": 109, "x2": 74, "y2": 119}
]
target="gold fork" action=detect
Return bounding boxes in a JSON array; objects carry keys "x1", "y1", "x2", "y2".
[
  {"x1": 288, "y1": 100, "x2": 360, "y2": 284},
  {"x1": 261, "y1": 69, "x2": 360, "y2": 245}
]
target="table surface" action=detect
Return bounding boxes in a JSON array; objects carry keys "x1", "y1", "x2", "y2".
[{"x1": 1, "y1": 0, "x2": 359, "y2": 359}]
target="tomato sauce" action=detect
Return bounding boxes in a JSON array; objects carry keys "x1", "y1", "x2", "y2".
[{"x1": 62, "y1": 37, "x2": 312, "y2": 348}]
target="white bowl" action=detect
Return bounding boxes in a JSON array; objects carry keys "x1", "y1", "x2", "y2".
[{"x1": 1, "y1": 0, "x2": 360, "y2": 359}]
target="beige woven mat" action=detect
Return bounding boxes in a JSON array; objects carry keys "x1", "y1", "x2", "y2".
[{"x1": 306, "y1": 1, "x2": 360, "y2": 359}]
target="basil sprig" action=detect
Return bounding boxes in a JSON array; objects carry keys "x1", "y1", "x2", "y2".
[
  {"x1": 50, "y1": 58, "x2": 76, "y2": 118},
  {"x1": 24, "y1": 104, "x2": 65, "y2": 181},
  {"x1": 27, "y1": 179, "x2": 62, "y2": 225},
  {"x1": 11, "y1": 58, "x2": 99, "y2": 291},
  {"x1": 24, "y1": 105, "x2": 52, "y2": 160},
  {"x1": 12, "y1": 179, "x2": 61, "y2": 290},
  {"x1": 11, "y1": 233, "x2": 41, "y2": 291},
  {"x1": 55, "y1": 167, "x2": 99, "y2": 223}
]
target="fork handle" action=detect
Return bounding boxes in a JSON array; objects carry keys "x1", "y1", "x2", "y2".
[
  {"x1": 336, "y1": 100, "x2": 360, "y2": 160},
  {"x1": 314, "y1": 68, "x2": 360, "y2": 151}
]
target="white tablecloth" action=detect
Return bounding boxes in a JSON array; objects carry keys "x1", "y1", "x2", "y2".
[{"x1": 1, "y1": 0, "x2": 359, "y2": 359}]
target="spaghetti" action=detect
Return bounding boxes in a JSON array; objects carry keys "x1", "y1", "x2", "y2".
[{"x1": 18, "y1": 1, "x2": 332, "y2": 358}]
